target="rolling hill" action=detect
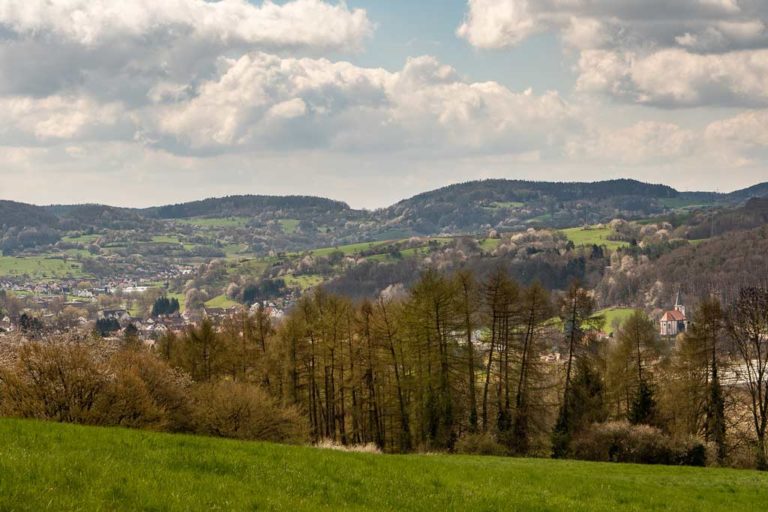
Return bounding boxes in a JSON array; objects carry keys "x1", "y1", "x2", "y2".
[{"x1": 1, "y1": 179, "x2": 767, "y2": 254}]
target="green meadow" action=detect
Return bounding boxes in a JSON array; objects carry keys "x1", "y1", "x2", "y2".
[
  {"x1": 596, "y1": 307, "x2": 636, "y2": 336},
  {"x1": 1, "y1": 419, "x2": 766, "y2": 511},
  {"x1": 0, "y1": 256, "x2": 83, "y2": 279},
  {"x1": 561, "y1": 226, "x2": 628, "y2": 250}
]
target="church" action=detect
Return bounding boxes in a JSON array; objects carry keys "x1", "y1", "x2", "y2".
[{"x1": 660, "y1": 292, "x2": 688, "y2": 337}]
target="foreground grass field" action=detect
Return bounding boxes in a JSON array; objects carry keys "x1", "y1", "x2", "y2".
[{"x1": 1, "y1": 420, "x2": 767, "y2": 511}]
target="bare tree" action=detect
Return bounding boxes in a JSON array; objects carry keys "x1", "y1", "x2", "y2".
[{"x1": 726, "y1": 287, "x2": 768, "y2": 469}]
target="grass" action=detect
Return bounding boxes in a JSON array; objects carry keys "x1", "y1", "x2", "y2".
[
  {"x1": 61, "y1": 233, "x2": 101, "y2": 244},
  {"x1": 659, "y1": 197, "x2": 715, "y2": 210},
  {"x1": 309, "y1": 241, "x2": 385, "y2": 258},
  {"x1": 204, "y1": 294, "x2": 238, "y2": 309},
  {"x1": 0, "y1": 256, "x2": 84, "y2": 279},
  {"x1": 175, "y1": 217, "x2": 249, "y2": 228},
  {"x1": 278, "y1": 218, "x2": 300, "y2": 234},
  {"x1": 1, "y1": 419, "x2": 767, "y2": 511},
  {"x1": 167, "y1": 292, "x2": 187, "y2": 313},
  {"x1": 151, "y1": 235, "x2": 182, "y2": 244},
  {"x1": 478, "y1": 238, "x2": 502, "y2": 251},
  {"x1": 487, "y1": 201, "x2": 524, "y2": 209},
  {"x1": 596, "y1": 307, "x2": 636, "y2": 336},
  {"x1": 284, "y1": 274, "x2": 324, "y2": 290},
  {"x1": 561, "y1": 226, "x2": 628, "y2": 250}
]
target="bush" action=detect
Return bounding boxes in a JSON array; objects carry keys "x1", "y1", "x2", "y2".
[
  {"x1": 570, "y1": 421, "x2": 705, "y2": 466},
  {"x1": 94, "y1": 349, "x2": 192, "y2": 431},
  {"x1": 0, "y1": 341, "x2": 190, "y2": 431},
  {"x1": 189, "y1": 381, "x2": 307, "y2": 444},
  {"x1": 0, "y1": 342, "x2": 106, "y2": 422},
  {"x1": 455, "y1": 433, "x2": 507, "y2": 456}
]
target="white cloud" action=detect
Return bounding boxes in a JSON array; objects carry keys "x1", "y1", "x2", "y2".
[
  {"x1": 148, "y1": 53, "x2": 574, "y2": 154},
  {"x1": 0, "y1": 0, "x2": 372, "y2": 50},
  {"x1": 0, "y1": 95, "x2": 125, "y2": 143},
  {"x1": 456, "y1": 0, "x2": 540, "y2": 49},
  {"x1": 567, "y1": 121, "x2": 696, "y2": 164},
  {"x1": 459, "y1": 0, "x2": 768, "y2": 107},
  {"x1": 705, "y1": 110, "x2": 768, "y2": 147},
  {"x1": 0, "y1": 0, "x2": 373, "y2": 100},
  {"x1": 576, "y1": 48, "x2": 768, "y2": 107}
]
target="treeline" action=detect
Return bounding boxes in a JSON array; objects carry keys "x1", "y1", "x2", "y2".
[
  {"x1": 2, "y1": 269, "x2": 768, "y2": 469},
  {"x1": 158, "y1": 270, "x2": 768, "y2": 468}
]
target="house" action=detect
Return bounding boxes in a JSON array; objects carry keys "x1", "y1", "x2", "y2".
[{"x1": 660, "y1": 292, "x2": 687, "y2": 337}]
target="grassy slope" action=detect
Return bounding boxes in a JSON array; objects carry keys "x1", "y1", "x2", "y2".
[
  {"x1": 204, "y1": 294, "x2": 239, "y2": 309},
  {"x1": 0, "y1": 256, "x2": 83, "y2": 279},
  {"x1": 597, "y1": 307, "x2": 636, "y2": 336},
  {"x1": 561, "y1": 226, "x2": 627, "y2": 250},
  {"x1": 1, "y1": 420, "x2": 767, "y2": 511}
]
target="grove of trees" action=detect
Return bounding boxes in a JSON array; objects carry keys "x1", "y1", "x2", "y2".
[{"x1": 2, "y1": 268, "x2": 768, "y2": 469}]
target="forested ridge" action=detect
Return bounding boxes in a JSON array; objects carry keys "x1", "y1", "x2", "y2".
[{"x1": 2, "y1": 178, "x2": 766, "y2": 254}]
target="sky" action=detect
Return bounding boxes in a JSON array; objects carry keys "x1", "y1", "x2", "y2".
[{"x1": 0, "y1": 0, "x2": 767, "y2": 209}]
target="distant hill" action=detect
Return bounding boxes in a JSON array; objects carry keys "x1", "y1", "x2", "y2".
[
  {"x1": 46, "y1": 204, "x2": 149, "y2": 231},
  {"x1": 142, "y1": 195, "x2": 352, "y2": 219},
  {"x1": 0, "y1": 200, "x2": 59, "y2": 229},
  {"x1": 1, "y1": 179, "x2": 767, "y2": 253},
  {"x1": 380, "y1": 179, "x2": 713, "y2": 235}
]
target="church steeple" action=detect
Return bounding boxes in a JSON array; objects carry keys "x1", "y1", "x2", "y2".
[{"x1": 674, "y1": 289, "x2": 685, "y2": 317}]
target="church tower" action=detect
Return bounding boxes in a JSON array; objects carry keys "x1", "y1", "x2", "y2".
[{"x1": 674, "y1": 290, "x2": 685, "y2": 317}]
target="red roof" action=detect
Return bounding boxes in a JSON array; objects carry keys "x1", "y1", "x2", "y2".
[{"x1": 661, "y1": 310, "x2": 685, "y2": 322}]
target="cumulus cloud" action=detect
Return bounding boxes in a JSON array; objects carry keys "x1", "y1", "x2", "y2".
[
  {"x1": 459, "y1": 0, "x2": 768, "y2": 107},
  {"x1": 146, "y1": 53, "x2": 573, "y2": 154},
  {"x1": 0, "y1": 0, "x2": 372, "y2": 49},
  {"x1": 705, "y1": 110, "x2": 768, "y2": 147},
  {"x1": 576, "y1": 48, "x2": 768, "y2": 107},
  {"x1": 0, "y1": 0, "x2": 373, "y2": 100},
  {"x1": 0, "y1": 95, "x2": 127, "y2": 144},
  {"x1": 567, "y1": 121, "x2": 696, "y2": 164}
]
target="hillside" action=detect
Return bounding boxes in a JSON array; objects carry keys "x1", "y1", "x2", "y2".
[
  {"x1": 1, "y1": 419, "x2": 767, "y2": 511},
  {"x1": 1, "y1": 178, "x2": 767, "y2": 255},
  {"x1": 380, "y1": 179, "x2": 683, "y2": 234}
]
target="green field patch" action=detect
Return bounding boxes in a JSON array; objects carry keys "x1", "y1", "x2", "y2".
[
  {"x1": 62, "y1": 248, "x2": 92, "y2": 257},
  {"x1": 561, "y1": 226, "x2": 627, "y2": 250},
  {"x1": 278, "y1": 218, "x2": 300, "y2": 234},
  {"x1": 62, "y1": 233, "x2": 101, "y2": 244},
  {"x1": 176, "y1": 217, "x2": 250, "y2": 228},
  {"x1": 166, "y1": 292, "x2": 187, "y2": 313},
  {"x1": 284, "y1": 274, "x2": 324, "y2": 290},
  {"x1": 150, "y1": 235, "x2": 182, "y2": 244},
  {"x1": 478, "y1": 238, "x2": 502, "y2": 251},
  {"x1": 486, "y1": 201, "x2": 524, "y2": 209},
  {"x1": 309, "y1": 241, "x2": 386, "y2": 258},
  {"x1": 526, "y1": 213, "x2": 553, "y2": 224},
  {"x1": 596, "y1": 307, "x2": 636, "y2": 336},
  {"x1": 1, "y1": 419, "x2": 766, "y2": 511},
  {"x1": 0, "y1": 256, "x2": 83, "y2": 279},
  {"x1": 204, "y1": 294, "x2": 239, "y2": 309},
  {"x1": 659, "y1": 197, "x2": 715, "y2": 210}
]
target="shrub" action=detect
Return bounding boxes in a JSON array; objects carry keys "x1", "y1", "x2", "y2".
[
  {"x1": 0, "y1": 341, "x2": 190, "y2": 432},
  {"x1": 189, "y1": 381, "x2": 307, "y2": 444},
  {"x1": 314, "y1": 439, "x2": 382, "y2": 454},
  {"x1": 0, "y1": 342, "x2": 106, "y2": 422},
  {"x1": 570, "y1": 421, "x2": 705, "y2": 466},
  {"x1": 455, "y1": 433, "x2": 507, "y2": 456},
  {"x1": 94, "y1": 349, "x2": 192, "y2": 431}
]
